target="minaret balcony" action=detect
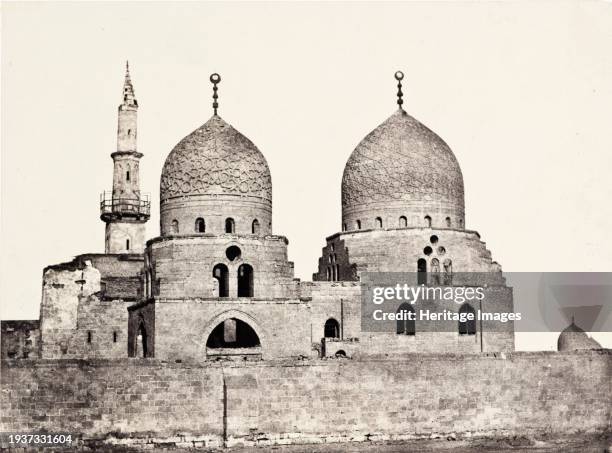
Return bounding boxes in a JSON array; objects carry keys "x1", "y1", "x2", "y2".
[{"x1": 100, "y1": 191, "x2": 150, "y2": 221}]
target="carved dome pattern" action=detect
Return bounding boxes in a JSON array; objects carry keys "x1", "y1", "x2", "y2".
[
  {"x1": 342, "y1": 110, "x2": 464, "y2": 210},
  {"x1": 160, "y1": 115, "x2": 272, "y2": 203}
]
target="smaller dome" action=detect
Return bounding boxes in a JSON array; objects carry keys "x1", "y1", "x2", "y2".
[{"x1": 557, "y1": 321, "x2": 602, "y2": 351}]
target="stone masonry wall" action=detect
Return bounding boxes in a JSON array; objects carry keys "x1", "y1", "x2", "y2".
[{"x1": 1, "y1": 351, "x2": 609, "y2": 449}]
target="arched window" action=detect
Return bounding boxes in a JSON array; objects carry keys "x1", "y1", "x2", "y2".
[
  {"x1": 324, "y1": 318, "x2": 340, "y2": 338},
  {"x1": 335, "y1": 264, "x2": 340, "y2": 281},
  {"x1": 252, "y1": 219, "x2": 260, "y2": 234},
  {"x1": 399, "y1": 216, "x2": 407, "y2": 228},
  {"x1": 424, "y1": 215, "x2": 432, "y2": 228},
  {"x1": 356, "y1": 220, "x2": 361, "y2": 230},
  {"x1": 443, "y1": 259, "x2": 453, "y2": 285},
  {"x1": 237, "y1": 264, "x2": 254, "y2": 297},
  {"x1": 213, "y1": 263, "x2": 229, "y2": 297},
  {"x1": 171, "y1": 219, "x2": 179, "y2": 234},
  {"x1": 458, "y1": 304, "x2": 476, "y2": 335},
  {"x1": 126, "y1": 239, "x2": 130, "y2": 250},
  {"x1": 195, "y1": 218, "x2": 206, "y2": 233},
  {"x1": 396, "y1": 303, "x2": 415, "y2": 335},
  {"x1": 446, "y1": 217, "x2": 451, "y2": 227},
  {"x1": 431, "y1": 258, "x2": 440, "y2": 285},
  {"x1": 326, "y1": 267, "x2": 331, "y2": 281},
  {"x1": 225, "y1": 218, "x2": 235, "y2": 233},
  {"x1": 342, "y1": 223, "x2": 347, "y2": 232},
  {"x1": 136, "y1": 322, "x2": 147, "y2": 358},
  {"x1": 417, "y1": 258, "x2": 427, "y2": 285},
  {"x1": 375, "y1": 217, "x2": 383, "y2": 228},
  {"x1": 126, "y1": 170, "x2": 130, "y2": 181}
]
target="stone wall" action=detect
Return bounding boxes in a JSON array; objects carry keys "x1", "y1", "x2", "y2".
[
  {"x1": 40, "y1": 254, "x2": 142, "y2": 359},
  {"x1": 0, "y1": 321, "x2": 40, "y2": 359},
  {"x1": 1, "y1": 351, "x2": 609, "y2": 449}
]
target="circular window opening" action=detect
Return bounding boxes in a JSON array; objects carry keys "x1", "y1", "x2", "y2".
[
  {"x1": 438, "y1": 246, "x2": 446, "y2": 255},
  {"x1": 430, "y1": 235, "x2": 439, "y2": 244},
  {"x1": 423, "y1": 246, "x2": 433, "y2": 256},
  {"x1": 226, "y1": 246, "x2": 242, "y2": 261}
]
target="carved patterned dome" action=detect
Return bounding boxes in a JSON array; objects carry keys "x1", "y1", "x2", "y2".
[
  {"x1": 341, "y1": 109, "x2": 465, "y2": 230},
  {"x1": 160, "y1": 115, "x2": 271, "y2": 204}
]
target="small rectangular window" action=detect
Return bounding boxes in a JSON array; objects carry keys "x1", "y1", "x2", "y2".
[
  {"x1": 113, "y1": 331, "x2": 118, "y2": 343},
  {"x1": 87, "y1": 331, "x2": 92, "y2": 343}
]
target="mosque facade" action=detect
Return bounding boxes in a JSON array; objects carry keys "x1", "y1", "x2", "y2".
[{"x1": 0, "y1": 66, "x2": 524, "y2": 362}]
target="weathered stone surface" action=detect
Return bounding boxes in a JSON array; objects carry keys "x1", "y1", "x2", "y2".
[{"x1": 1, "y1": 351, "x2": 609, "y2": 448}]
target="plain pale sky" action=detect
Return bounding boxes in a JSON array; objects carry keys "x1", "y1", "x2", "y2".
[{"x1": 1, "y1": 1, "x2": 611, "y2": 350}]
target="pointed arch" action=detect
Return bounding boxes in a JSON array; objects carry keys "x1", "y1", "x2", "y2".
[{"x1": 202, "y1": 310, "x2": 268, "y2": 359}]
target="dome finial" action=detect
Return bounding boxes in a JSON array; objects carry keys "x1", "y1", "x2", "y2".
[
  {"x1": 210, "y1": 73, "x2": 221, "y2": 116},
  {"x1": 394, "y1": 71, "x2": 404, "y2": 110}
]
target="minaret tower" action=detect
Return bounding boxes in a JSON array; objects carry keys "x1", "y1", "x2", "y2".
[{"x1": 100, "y1": 62, "x2": 150, "y2": 254}]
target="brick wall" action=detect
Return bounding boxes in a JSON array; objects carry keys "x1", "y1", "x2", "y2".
[{"x1": 1, "y1": 351, "x2": 609, "y2": 449}]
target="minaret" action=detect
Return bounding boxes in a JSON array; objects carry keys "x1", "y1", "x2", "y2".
[{"x1": 100, "y1": 62, "x2": 150, "y2": 254}]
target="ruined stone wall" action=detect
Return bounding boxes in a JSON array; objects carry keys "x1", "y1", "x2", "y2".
[
  {"x1": 1, "y1": 351, "x2": 609, "y2": 448},
  {"x1": 40, "y1": 255, "x2": 143, "y2": 359}
]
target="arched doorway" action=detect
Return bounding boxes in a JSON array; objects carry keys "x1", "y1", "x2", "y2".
[
  {"x1": 237, "y1": 264, "x2": 254, "y2": 297},
  {"x1": 206, "y1": 318, "x2": 262, "y2": 359},
  {"x1": 324, "y1": 318, "x2": 340, "y2": 338},
  {"x1": 135, "y1": 322, "x2": 147, "y2": 358},
  {"x1": 213, "y1": 263, "x2": 229, "y2": 297}
]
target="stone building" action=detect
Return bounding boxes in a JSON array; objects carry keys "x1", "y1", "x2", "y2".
[
  {"x1": 4, "y1": 67, "x2": 515, "y2": 362},
  {"x1": 1, "y1": 66, "x2": 610, "y2": 451}
]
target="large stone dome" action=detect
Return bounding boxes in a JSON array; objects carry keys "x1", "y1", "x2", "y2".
[
  {"x1": 160, "y1": 115, "x2": 271, "y2": 203},
  {"x1": 159, "y1": 115, "x2": 273, "y2": 236},
  {"x1": 341, "y1": 109, "x2": 465, "y2": 231}
]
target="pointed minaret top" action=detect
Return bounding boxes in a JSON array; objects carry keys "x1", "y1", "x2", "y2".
[{"x1": 122, "y1": 61, "x2": 137, "y2": 107}]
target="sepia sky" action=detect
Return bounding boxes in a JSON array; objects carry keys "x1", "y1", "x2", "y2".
[{"x1": 1, "y1": 1, "x2": 611, "y2": 349}]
